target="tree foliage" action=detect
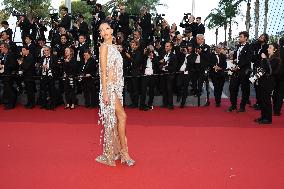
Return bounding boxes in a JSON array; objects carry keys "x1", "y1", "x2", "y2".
[
  {"x1": 103, "y1": 0, "x2": 161, "y2": 15},
  {"x1": 1, "y1": 0, "x2": 51, "y2": 19}
]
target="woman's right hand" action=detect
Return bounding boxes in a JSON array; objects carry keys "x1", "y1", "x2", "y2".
[{"x1": 103, "y1": 92, "x2": 109, "y2": 105}]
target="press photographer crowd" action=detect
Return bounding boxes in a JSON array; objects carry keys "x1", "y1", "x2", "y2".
[{"x1": 0, "y1": 3, "x2": 284, "y2": 124}]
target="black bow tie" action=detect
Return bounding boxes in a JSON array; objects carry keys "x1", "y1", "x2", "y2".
[{"x1": 45, "y1": 56, "x2": 50, "y2": 59}]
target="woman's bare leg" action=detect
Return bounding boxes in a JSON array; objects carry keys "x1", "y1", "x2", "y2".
[{"x1": 114, "y1": 95, "x2": 128, "y2": 150}]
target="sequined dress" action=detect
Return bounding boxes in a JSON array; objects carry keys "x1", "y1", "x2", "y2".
[{"x1": 96, "y1": 43, "x2": 124, "y2": 166}]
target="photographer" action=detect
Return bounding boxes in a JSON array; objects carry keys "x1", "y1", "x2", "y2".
[
  {"x1": 251, "y1": 33, "x2": 269, "y2": 110},
  {"x1": 30, "y1": 17, "x2": 47, "y2": 41},
  {"x1": 1, "y1": 31, "x2": 19, "y2": 57},
  {"x1": 139, "y1": 6, "x2": 152, "y2": 45},
  {"x1": 176, "y1": 44, "x2": 193, "y2": 108},
  {"x1": 159, "y1": 42, "x2": 177, "y2": 110},
  {"x1": 118, "y1": 5, "x2": 131, "y2": 39},
  {"x1": 57, "y1": 7, "x2": 71, "y2": 31},
  {"x1": 180, "y1": 14, "x2": 197, "y2": 37},
  {"x1": 227, "y1": 31, "x2": 253, "y2": 112},
  {"x1": 209, "y1": 45, "x2": 227, "y2": 107},
  {"x1": 1, "y1": 21, "x2": 13, "y2": 41},
  {"x1": 273, "y1": 37, "x2": 284, "y2": 116},
  {"x1": 254, "y1": 43, "x2": 281, "y2": 124},
  {"x1": 63, "y1": 47, "x2": 77, "y2": 110},
  {"x1": 73, "y1": 15, "x2": 90, "y2": 43},
  {"x1": 80, "y1": 50, "x2": 97, "y2": 108},
  {"x1": 18, "y1": 46, "x2": 36, "y2": 109},
  {"x1": 195, "y1": 17, "x2": 205, "y2": 35},
  {"x1": 39, "y1": 46, "x2": 59, "y2": 110},
  {"x1": 16, "y1": 15, "x2": 31, "y2": 45},
  {"x1": 91, "y1": 3, "x2": 106, "y2": 48},
  {"x1": 189, "y1": 34, "x2": 211, "y2": 97},
  {"x1": 0, "y1": 42, "x2": 18, "y2": 110},
  {"x1": 125, "y1": 40, "x2": 143, "y2": 109},
  {"x1": 140, "y1": 45, "x2": 159, "y2": 111}
]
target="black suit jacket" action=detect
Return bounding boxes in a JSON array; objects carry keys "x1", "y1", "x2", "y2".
[
  {"x1": 160, "y1": 52, "x2": 177, "y2": 73},
  {"x1": 20, "y1": 54, "x2": 35, "y2": 81},
  {"x1": 78, "y1": 21, "x2": 89, "y2": 37},
  {"x1": 59, "y1": 14, "x2": 71, "y2": 30},
  {"x1": 196, "y1": 23, "x2": 205, "y2": 35},
  {"x1": 210, "y1": 53, "x2": 227, "y2": 78},
  {"x1": 63, "y1": 57, "x2": 77, "y2": 77},
  {"x1": 4, "y1": 28, "x2": 13, "y2": 40},
  {"x1": 140, "y1": 13, "x2": 152, "y2": 34},
  {"x1": 233, "y1": 43, "x2": 253, "y2": 72},
  {"x1": 1, "y1": 52, "x2": 18, "y2": 76},
  {"x1": 141, "y1": 54, "x2": 159, "y2": 75},
  {"x1": 128, "y1": 49, "x2": 143, "y2": 76},
  {"x1": 40, "y1": 54, "x2": 59, "y2": 77},
  {"x1": 80, "y1": 57, "x2": 97, "y2": 78}
]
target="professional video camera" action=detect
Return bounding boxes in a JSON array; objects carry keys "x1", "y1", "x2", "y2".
[
  {"x1": 180, "y1": 13, "x2": 192, "y2": 29},
  {"x1": 183, "y1": 13, "x2": 191, "y2": 23}
]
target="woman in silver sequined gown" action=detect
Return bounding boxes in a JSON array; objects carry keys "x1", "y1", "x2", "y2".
[{"x1": 96, "y1": 21, "x2": 135, "y2": 166}]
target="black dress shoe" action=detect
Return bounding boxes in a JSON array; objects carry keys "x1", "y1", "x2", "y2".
[
  {"x1": 247, "y1": 100, "x2": 251, "y2": 105},
  {"x1": 139, "y1": 106, "x2": 149, "y2": 111},
  {"x1": 215, "y1": 103, "x2": 221, "y2": 107},
  {"x1": 128, "y1": 104, "x2": 138, "y2": 109},
  {"x1": 180, "y1": 104, "x2": 185, "y2": 108},
  {"x1": 227, "y1": 106, "x2": 237, "y2": 112},
  {"x1": 238, "y1": 107, "x2": 246, "y2": 112},
  {"x1": 4, "y1": 106, "x2": 14, "y2": 110},
  {"x1": 25, "y1": 105, "x2": 35, "y2": 109},
  {"x1": 160, "y1": 105, "x2": 167, "y2": 108},
  {"x1": 258, "y1": 119, "x2": 272, "y2": 124},
  {"x1": 203, "y1": 101, "x2": 210, "y2": 107}
]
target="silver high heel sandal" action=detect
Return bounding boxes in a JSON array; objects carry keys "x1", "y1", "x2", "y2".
[{"x1": 120, "y1": 149, "x2": 135, "y2": 166}]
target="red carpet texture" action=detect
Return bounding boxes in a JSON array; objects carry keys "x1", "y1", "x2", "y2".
[{"x1": 0, "y1": 100, "x2": 284, "y2": 189}]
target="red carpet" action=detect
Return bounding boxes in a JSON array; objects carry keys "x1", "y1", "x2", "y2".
[{"x1": 0, "y1": 100, "x2": 284, "y2": 189}]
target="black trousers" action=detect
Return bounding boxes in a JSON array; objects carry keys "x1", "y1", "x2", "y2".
[
  {"x1": 24, "y1": 80, "x2": 35, "y2": 106},
  {"x1": 161, "y1": 74, "x2": 175, "y2": 107},
  {"x1": 64, "y1": 79, "x2": 76, "y2": 105},
  {"x1": 273, "y1": 79, "x2": 284, "y2": 114},
  {"x1": 2, "y1": 79, "x2": 17, "y2": 107},
  {"x1": 190, "y1": 68, "x2": 205, "y2": 95},
  {"x1": 140, "y1": 75, "x2": 156, "y2": 107},
  {"x1": 259, "y1": 77, "x2": 275, "y2": 121},
  {"x1": 176, "y1": 73, "x2": 190, "y2": 105},
  {"x1": 40, "y1": 77, "x2": 57, "y2": 108},
  {"x1": 128, "y1": 77, "x2": 140, "y2": 106},
  {"x1": 254, "y1": 83, "x2": 261, "y2": 105},
  {"x1": 82, "y1": 79, "x2": 97, "y2": 107},
  {"x1": 229, "y1": 73, "x2": 250, "y2": 108},
  {"x1": 211, "y1": 76, "x2": 225, "y2": 104}
]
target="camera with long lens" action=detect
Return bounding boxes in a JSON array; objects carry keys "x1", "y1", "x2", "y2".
[
  {"x1": 12, "y1": 10, "x2": 25, "y2": 20},
  {"x1": 49, "y1": 13, "x2": 59, "y2": 24},
  {"x1": 154, "y1": 13, "x2": 165, "y2": 27},
  {"x1": 249, "y1": 68, "x2": 265, "y2": 84}
]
